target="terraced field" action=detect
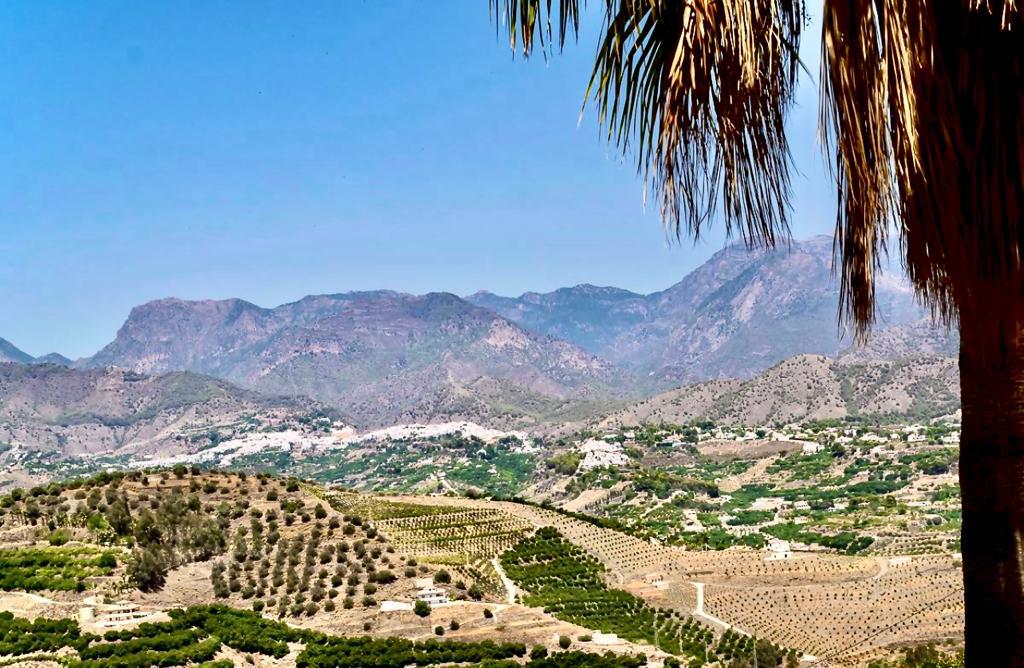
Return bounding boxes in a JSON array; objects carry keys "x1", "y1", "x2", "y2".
[
  {"x1": 380, "y1": 494, "x2": 963, "y2": 666},
  {"x1": 0, "y1": 466, "x2": 964, "y2": 666},
  {"x1": 324, "y1": 492, "x2": 532, "y2": 562}
]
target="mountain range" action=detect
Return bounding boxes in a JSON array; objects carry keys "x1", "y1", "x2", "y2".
[
  {"x1": 83, "y1": 291, "x2": 634, "y2": 427},
  {"x1": 468, "y1": 236, "x2": 955, "y2": 382},
  {"x1": 0, "y1": 338, "x2": 72, "y2": 367},
  {"x1": 1, "y1": 236, "x2": 960, "y2": 432}
]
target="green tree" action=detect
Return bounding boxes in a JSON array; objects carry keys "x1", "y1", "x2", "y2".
[
  {"x1": 414, "y1": 600, "x2": 430, "y2": 617},
  {"x1": 105, "y1": 498, "x2": 132, "y2": 536},
  {"x1": 128, "y1": 547, "x2": 167, "y2": 592}
]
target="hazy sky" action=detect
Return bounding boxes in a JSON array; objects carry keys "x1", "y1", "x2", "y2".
[{"x1": 1, "y1": 2, "x2": 834, "y2": 358}]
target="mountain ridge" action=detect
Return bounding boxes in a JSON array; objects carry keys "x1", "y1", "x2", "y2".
[
  {"x1": 0, "y1": 337, "x2": 72, "y2": 367},
  {"x1": 84, "y1": 290, "x2": 639, "y2": 428},
  {"x1": 0, "y1": 338, "x2": 34, "y2": 364},
  {"x1": 599, "y1": 351, "x2": 960, "y2": 428},
  {"x1": 468, "y1": 235, "x2": 956, "y2": 381},
  {"x1": 34, "y1": 235, "x2": 960, "y2": 430}
]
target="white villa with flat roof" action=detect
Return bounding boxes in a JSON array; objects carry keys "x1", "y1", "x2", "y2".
[{"x1": 416, "y1": 587, "x2": 450, "y2": 606}]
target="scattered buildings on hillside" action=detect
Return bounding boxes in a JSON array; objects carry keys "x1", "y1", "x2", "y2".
[{"x1": 579, "y1": 439, "x2": 629, "y2": 470}]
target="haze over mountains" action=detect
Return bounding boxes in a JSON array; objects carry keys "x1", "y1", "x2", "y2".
[
  {"x1": 0, "y1": 363, "x2": 322, "y2": 458},
  {"x1": 469, "y1": 236, "x2": 955, "y2": 382},
  {"x1": 0, "y1": 337, "x2": 72, "y2": 367},
  {"x1": 1, "y1": 236, "x2": 959, "y2": 435},
  {"x1": 83, "y1": 291, "x2": 634, "y2": 427}
]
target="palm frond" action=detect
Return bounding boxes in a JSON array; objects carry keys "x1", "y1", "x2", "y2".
[
  {"x1": 586, "y1": 0, "x2": 806, "y2": 248},
  {"x1": 494, "y1": 0, "x2": 806, "y2": 249},
  {"x1": 490, "y1": 0, "x2": 584, "y2": 57},
  {"x1": 496, "y1": 1, "x2": 1024, "y2": 341},
  {"x1": 822, "y1": 0, "x2": 1024, "y2": 335}
]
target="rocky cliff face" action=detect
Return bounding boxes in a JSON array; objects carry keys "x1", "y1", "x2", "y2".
[
  {"x1": 469, "y1": 236, "x2": 956, "y2": 382},
  {"x1": 86, "y1": 291, "x2": 635, "y2": 427}
]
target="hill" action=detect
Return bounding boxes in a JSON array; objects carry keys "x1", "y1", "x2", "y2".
[
  {"x1": 0, "y1": 337, "x2": 74, "y2": 366},
  {"x1": 0, "y1": 362, "x2": 327, "y2": 461},
  {"x1": 33, "y1": 352, "x2": 73, "y2": 366},
  {"x1": 0, "y1": 338, "x2": 33, "y2": 364},
  {"x1": 599, "y1": 353, "x2": 960, "y2": 428},
  {"x1": 85, "y1": 292, "x2": 637, "y2": 427}
]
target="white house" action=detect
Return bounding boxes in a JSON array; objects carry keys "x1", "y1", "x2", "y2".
[
  {"x1": 416, "y1": 587, "x2": 450, "y2": 607},
  {"x1": 765, "y1": 539, "x2": 793, "y2": 561},
  {"x1": 801, "y1": 442, "x2": 824, "y2": 455}
]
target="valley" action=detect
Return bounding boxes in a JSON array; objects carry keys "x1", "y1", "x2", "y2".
[
  {"x1": 0, "y1": 411, "x2": 965, "y2": 667},
  {"x1": 0, "y1": 238, "x2": 967, "y2": 667}
]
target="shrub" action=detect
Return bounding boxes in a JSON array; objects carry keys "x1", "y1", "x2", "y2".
[
  {"x1": 48, "y1": 529, "x2": 72, "y2": 546},
  {"x1": 414, "y1": 600, "x2": 431, "y2": 617}
]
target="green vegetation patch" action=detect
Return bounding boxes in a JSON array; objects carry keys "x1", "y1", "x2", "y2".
[
  {"x1": 0, "y1": 605, "x2": 649, "y2": 668},
  {"x1": 762, "y1": 523, "x2": 874, "y2": 554},
  {"x1": 500, "y1": 528, "x2": 716, "y2": 661},
  {"x1": 0, "y1": 546, "x2": 117, "y2": 592},
  {"x1": 0, "y1": 611, "x2": 90, "y2": 656}
]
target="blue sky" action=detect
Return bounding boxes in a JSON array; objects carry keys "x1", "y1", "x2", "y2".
[{"x1": 0, "y1": 2, "x2": 833, "y2": 358}]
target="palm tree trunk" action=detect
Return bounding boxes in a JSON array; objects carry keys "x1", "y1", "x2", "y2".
[{"x1": 960, "y1": 316, "x2": 1024, "y2": 666}]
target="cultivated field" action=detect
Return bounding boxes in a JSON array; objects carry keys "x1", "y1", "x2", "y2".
[{"x1": 377, "y1": 494, "x2": 963, "y2": 666}]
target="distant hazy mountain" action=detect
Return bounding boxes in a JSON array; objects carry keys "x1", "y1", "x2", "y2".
[
  {"x1": 468, "y1": 236, "x2": 956, "y2": 382},
  {"x1": 0, "y1": 363, "x2": 324, "y2": 459},
  {"x1": 599, "y1": 352, "x2": 960, "y2": 428},
  {"x1": 0, "y1": 337, "x2": 74, "y2": 367},
  {"x1": 77, "y1": 235, "x2": 958, "y2": 429},
  {"x1": 0, "y1": 338, "x2": 33, "y2": 364},
  {"x1": 33, "y1": 353, "x2": 73, "y2": 367},
  {"x1": 467, "y1": 285, "x2": 652, "y2": 356},
  {"x1": 86, "y1": 291, "x2": 636, "y2": 427}
]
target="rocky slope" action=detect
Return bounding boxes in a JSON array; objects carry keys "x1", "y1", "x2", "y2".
[
  {"x1": 85, "y1": 291, "x2": 636, "y2": 427},
  {"x1": 469, "y1": 236, "x2": 957, "y2": 382},
  {"x1": 0, "y1": 362, "x2": 325, "y2": 458},
  {"x1": 65, "y1": 235, "x2": 960, "y2": 430},
  {"x1": 0, "y1": 338, "x2": 33, "y2": 364},
  {"x1": 599, "y1": 353, "x2": 960, "y2": 428}
]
